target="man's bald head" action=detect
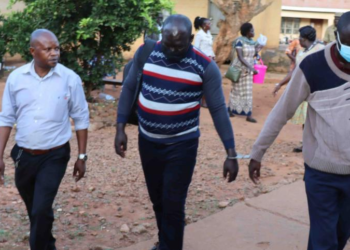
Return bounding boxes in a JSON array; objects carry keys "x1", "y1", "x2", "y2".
[
  {"x1": 30, "y1": 29, "x2": 58, "y2": 48},
  {"x1": 162, "y1": 14, "x2": 192, "y2": 39},
  {"x1": 160, "y1": 15, "x2": 194, "y2": 62},
  {"x1": 29, "y1": 29, "x2": 60, "y2": 71}
]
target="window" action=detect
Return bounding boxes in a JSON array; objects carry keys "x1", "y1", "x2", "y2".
[{"x1": 281, "y1": 18, "x2": 301, "y2": 35}]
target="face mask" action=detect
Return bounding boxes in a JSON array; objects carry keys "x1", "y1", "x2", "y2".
[
  {"x1": 161, "y1": 44, "x2": 189, "y2": 62},
  {"x1": 337, "y1": 32, "x2": 350, "y2": 63}
]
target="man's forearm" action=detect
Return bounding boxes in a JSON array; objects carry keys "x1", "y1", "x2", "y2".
[
  {"x1": 287, "y1": 53, "x2": 295, "y2": 62},
  {"x1": 227, "y1": 148, "x2": 237, "y2": 157},
  {"x1": 117, "y1": 123, "x2": 126, "y2": 133},
  {"x1": 76, "y1": 129, "x2": 88, "y2": 154},
  {"x1": 0, "y1": 127, "x2": 12, "y2": 158}
]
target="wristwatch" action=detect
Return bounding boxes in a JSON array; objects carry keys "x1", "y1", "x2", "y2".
[{"x1": 78, "y1": 154, "x2": 88, "y2": 161}]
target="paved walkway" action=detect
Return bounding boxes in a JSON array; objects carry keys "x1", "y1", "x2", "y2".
[{"x1": 119, "y1": 180, "x2": 350, "y2": 250}]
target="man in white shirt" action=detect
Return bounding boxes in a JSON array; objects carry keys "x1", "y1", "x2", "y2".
[{"x1": 0, "y1": 29, "x2": 89, "y2": 250}]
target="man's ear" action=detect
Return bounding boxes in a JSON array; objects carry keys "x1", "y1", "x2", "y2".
[{"x1": 29, "y1": 47, "x2": 35, "y2": 57}]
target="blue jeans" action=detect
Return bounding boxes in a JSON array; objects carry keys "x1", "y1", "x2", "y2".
[
  {"x1": 305, "y1": 164, "x2": 350, "y2": 250},
  {"x1": 11, "y1": 143, "x2": 70, "y2": 250},
  {"x1": 139, "y1": 135, "x2": 199, "y2": 250}
]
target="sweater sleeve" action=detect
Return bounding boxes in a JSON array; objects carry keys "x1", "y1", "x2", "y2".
[
  {"x1": 117, "y1": 46, "x2": 142, "y2": 124},
  {"x1": 250, "y1": 65, "x2": 310, "y2": 162},
  {"x1": 203, "y1": 61, "x2": 235, "y2": 150}
]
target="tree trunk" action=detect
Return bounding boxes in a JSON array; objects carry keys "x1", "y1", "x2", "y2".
[{"x1": 212, "y1": 0, "x2": 273, "y2": 66}]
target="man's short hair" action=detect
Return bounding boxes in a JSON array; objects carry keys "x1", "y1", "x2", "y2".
[
  {"x1": 162, "y1": 14, "x2": 192, "y2": 35},
  {"x1": 337, "y1": 11, "x2": 350, "y2": 33},
  {"x1": 30, "y1": 29, "x2": 57, "y2": 47}
]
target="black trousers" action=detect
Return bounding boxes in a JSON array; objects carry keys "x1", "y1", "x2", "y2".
[
  {"x1": 11, "y1": 143, "x2": 70, "y2": 250},
  {"x1": 139, "y1": 135, "x2": 199, "y2": 250},
  {"x1": 305, "y1": 165, "x2": 350, "y2": 250}
]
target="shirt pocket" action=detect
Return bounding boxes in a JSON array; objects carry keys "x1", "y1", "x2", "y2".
[{"x1": 50, "y1": 92, "x2": 70, "y2": 122}]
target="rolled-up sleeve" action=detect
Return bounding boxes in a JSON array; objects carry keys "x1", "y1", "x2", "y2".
[
  {"x1": 69, "y1": 76, "x2": 90, "y2": 130},
  {"x1": 0, "y1": 78, "x2": 16, "y2": 127}
]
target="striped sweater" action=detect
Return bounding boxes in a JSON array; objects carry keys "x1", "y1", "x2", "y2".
[{"x1": 117, "y1": 42, "x2": 235, "y2": 149}]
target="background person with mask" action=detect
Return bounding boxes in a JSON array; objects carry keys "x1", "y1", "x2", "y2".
[
  {"x1": 115, "y1": 14, "x2": 239, "y2": 250},
  {"x1": 249, "y1": 12, "x2": 350, "y2": 250}
]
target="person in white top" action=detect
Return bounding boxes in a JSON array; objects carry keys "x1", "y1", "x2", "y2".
[
  {"x1": 194, "y1": 16, "x2": 215, "y2": 108},
  {"x1": 194, "y1": 17, "x2": 215, "y2": 59}
]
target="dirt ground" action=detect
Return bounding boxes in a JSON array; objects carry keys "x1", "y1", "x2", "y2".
[{"x1": 0, "y1": 70, "x2": 306, "y2": 250}]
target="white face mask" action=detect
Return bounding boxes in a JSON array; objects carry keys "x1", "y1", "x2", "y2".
[{"x1": 336, "y1": 32, "x2": 350, "y2": 63}]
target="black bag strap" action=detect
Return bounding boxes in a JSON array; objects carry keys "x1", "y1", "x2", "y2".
[{"x1": 136, "y1": 39, "x2": 157, "y2": 69}]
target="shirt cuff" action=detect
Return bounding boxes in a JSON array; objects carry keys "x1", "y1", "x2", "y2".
[
  {"x1": 117, "y1": 114, "x2": 128, "y2": 124},
  {"x1": 73, "y1": 119, "x2": 89, "y2": 131},
  {"x1": 223, "y1": 138, "x2": 235, "y2": 150},
  {"x1": 0, "y1": 121, "x2": 15, "y2": 128},
  {"x1": 250, "y1": 147, "x2": 265, "y2": 162}
]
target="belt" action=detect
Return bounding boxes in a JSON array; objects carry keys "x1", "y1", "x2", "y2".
[{"x1": 20, "y1": 143, "x2": 66, "y2": 156}]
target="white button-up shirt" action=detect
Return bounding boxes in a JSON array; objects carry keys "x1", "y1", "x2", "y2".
[
  {"x1": 0, "y1": 61, "x2": 90, "y2": 149},
  {"x1": 194, "y1": 29, "x2": 215, "y2": 58}
]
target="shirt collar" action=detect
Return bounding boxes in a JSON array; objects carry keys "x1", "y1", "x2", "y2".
[{"x1": 22, "y1": 60, "x2": 61, "y2": 79}]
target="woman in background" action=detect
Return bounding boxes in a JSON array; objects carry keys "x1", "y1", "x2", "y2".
[
  {"x1": 228, "y1": 23, "x2": 259, "y2": 123},
  {"x1": 194, "y1": 16, "x2": 215, "y2": 108},
  {"x1": 273, "y1": 26, "x2": 324, "y2": 152}
]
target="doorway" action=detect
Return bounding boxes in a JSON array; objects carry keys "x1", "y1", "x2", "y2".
[{"x1": 310, "y1": 19, "x2": 324, "y2": 40}]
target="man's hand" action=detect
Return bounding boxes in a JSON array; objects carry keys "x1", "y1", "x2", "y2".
[
  {"x1": 248, "y1": 159, "x2": 261, "y2": 184},
  {"x1": 115, "y1": 130, "x2": 128, "y2": 158},
  {"x1": 0, "y1": 158, "x2": 5, "y2": 185},
  {"x1": 223, "y1": 158, "x2": 239, "y2": 183},
  {"x1": 253, "y1": 69, "x2": 259, "y2": 75},
  {"x1": 73, "y1": 159, "x2": 86, "y2": 182}
]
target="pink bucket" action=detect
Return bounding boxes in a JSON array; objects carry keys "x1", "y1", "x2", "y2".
[{"x1": 253, "y1": 60, "x2": 268, "y2": 84}]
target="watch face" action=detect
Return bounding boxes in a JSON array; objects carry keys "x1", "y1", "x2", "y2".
[{"x1": 79, "y1": 154, "x2": 88, "y2": 161}]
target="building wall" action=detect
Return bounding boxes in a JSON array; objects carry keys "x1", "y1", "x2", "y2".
[
  {"x1": 124, "y1": 0, "x2": 209, "y2": 59},
  {"x1": 250, "y1": 0, "x2": 282, "y2": 49},
  {"x1": 280, "y1": 10, "x2": 348, "y2": 42},
  {"x1": 126, "y1": 0, "x2": 282, "y2": 58},
  {"x1": 0, "y1": 0, "x2": 25, "y2": 15},
  {"x1": 283, "y1": 0, "x2": 349, "y2": 9}
]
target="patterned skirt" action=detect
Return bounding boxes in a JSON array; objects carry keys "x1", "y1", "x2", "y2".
[
  {"x1": 228, "y1": 70, "x2": 253, "y2": 116},
  {"x1": 290, "y1": 101, "x2": 308, "y2": 125}
]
